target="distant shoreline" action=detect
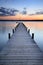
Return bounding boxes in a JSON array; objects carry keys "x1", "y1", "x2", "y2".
[{"x1": 0, "y1": 20, "x2": 43, "y2": 22}]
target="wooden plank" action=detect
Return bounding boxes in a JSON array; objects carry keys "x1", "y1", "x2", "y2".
[{"x1": 0, "y1": 23, "x2": 43, "y2": 65}]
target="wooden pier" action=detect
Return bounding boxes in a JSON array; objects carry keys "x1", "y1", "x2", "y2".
[{"x1": 0, "y1": 23, "x2": 43, "y2": 65}]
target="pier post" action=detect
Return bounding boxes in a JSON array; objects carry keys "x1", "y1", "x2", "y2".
[
  {"x1": 12, "y1": 29, "x2": 14, "y2": 33},
  {"x1": 8, "y1": 33, "x2": 11, "y2": 39},
  {"x1": 32, "y1": 33, "x2": 34, "y2": 39}
]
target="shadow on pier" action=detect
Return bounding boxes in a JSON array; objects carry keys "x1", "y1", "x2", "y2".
[{"x1": 0, "y1": 23, "x2": 43, "y2": 65}]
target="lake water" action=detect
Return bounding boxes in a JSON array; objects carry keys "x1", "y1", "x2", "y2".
[
  {"x1": 0, "y1": 22, "x2": 17, "y2": 51},
  {"x1": 0, "y1": 21, "x2": 43, "y2": 52}
]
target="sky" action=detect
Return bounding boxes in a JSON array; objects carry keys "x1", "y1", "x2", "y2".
[
  {"x1": 0, "y1": 0, "x2": 43, "y2": 20},
  {"x1": 0, "y1": 0, "x2": 43, "y2": 12}
]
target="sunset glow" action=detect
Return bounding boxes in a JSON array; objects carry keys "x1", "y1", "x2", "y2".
[
  {"x1": 0, "y1": 14, "x2": 43, "y2": 20},
  {"x1": 0, "y1": 0, "x2": 43, "y2": 20}
]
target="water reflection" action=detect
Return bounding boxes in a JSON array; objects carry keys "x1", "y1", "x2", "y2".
[
  {"x1": 30, "y1": 28, "x2": 43, "y2": 52},
  {"x1": 0, "y1": 22, "x2": 17, "y2": 51},
  {"x1": 0, "y1": 27, "x2": 12, "y2": 51}
]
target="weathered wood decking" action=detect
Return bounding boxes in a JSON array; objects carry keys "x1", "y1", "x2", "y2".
[{"x1": 0, "y1": 23, "x2": 43, "y2": 65}]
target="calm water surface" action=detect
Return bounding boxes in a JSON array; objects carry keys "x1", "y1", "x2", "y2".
[
  {"x1": 0, "y1": 22, "x2": 16, "y2": 51},
  {"x1": 30, "y1": 28, "x2": 43, "y2": 52},
  {"x1": 0, "y1": 21, "x2": 43, "y2": 52}
]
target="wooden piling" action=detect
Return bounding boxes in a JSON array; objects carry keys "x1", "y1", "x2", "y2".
[
  {"x1": 8, "y1": 33, "x2": 11, "y2": 39},
  {"x1": 12, "y1": 29, "x2": 14, "y2": 33},
  {"x1": 32, "y1": 33, "x2": 34, "y2": 39}
]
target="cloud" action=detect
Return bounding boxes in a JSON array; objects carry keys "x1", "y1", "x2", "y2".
[
  {"x1": 21, "y1": 8, "x2": 27, "y2": 15},
  {"x1": 36, "y1": 11, "x2": 43, "y2": 14},
  {"x1": 29, "y1": 10, "x2": 43, "y2": 16},
  {"x1": 28, "y1": 13, "x2": 36, "y2": 16},
  {"x1": 0, "y1": 7, "x2": 19, "y2": 16}
]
